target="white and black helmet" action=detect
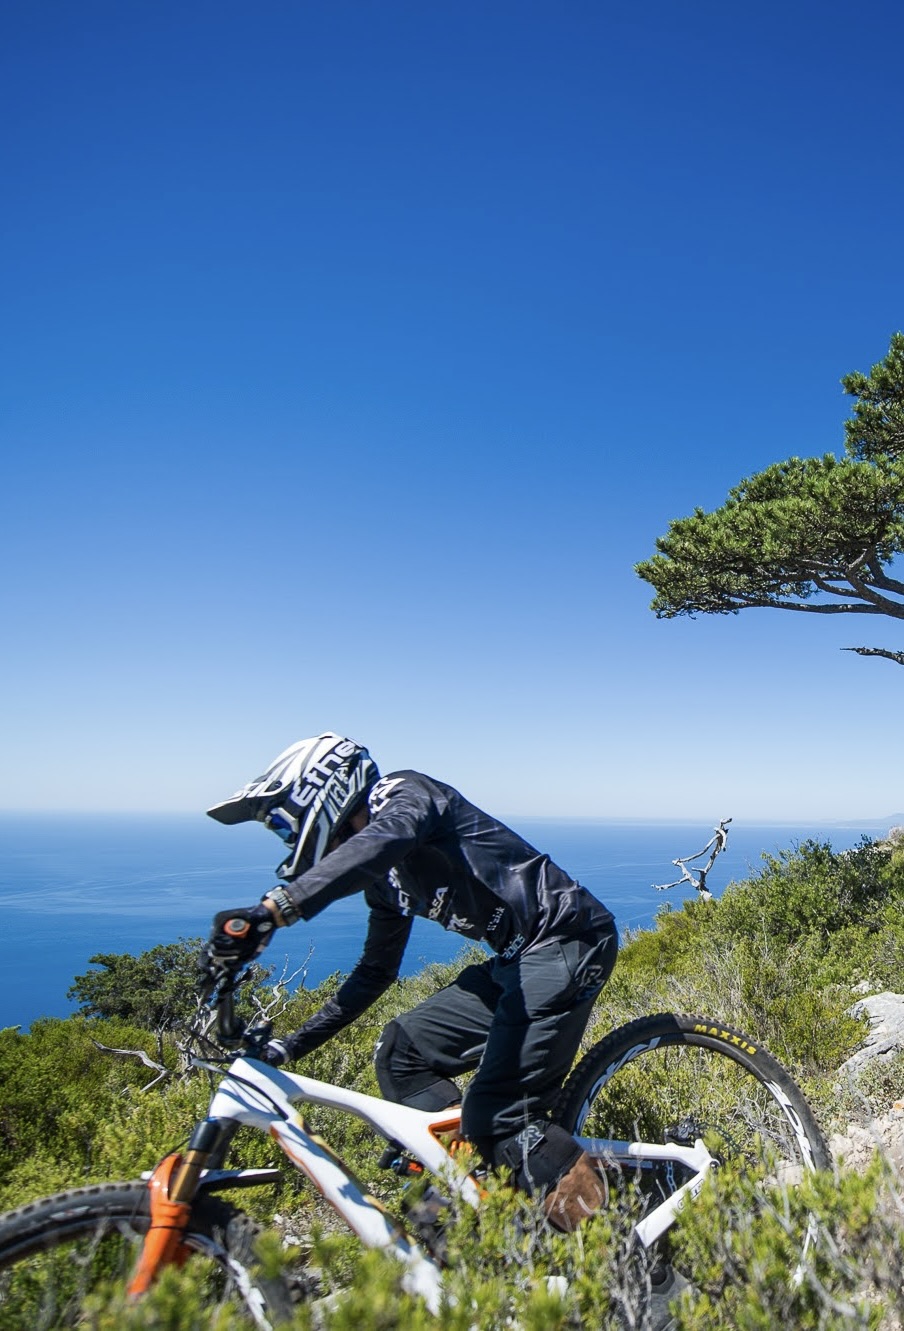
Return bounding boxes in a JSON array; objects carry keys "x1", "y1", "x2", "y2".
[{"x1": 207, "y1": 733, "x2": 379, "y2": 880}]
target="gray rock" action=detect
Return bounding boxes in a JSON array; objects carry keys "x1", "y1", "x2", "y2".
[
  {"x1": 838, "y1": 992, "x2": 904, "y2": 1078},
  {"x1": 834, "y1": 992, "x2": 904, "y2": 1175},
  {"x1": 829, "y1": 1113, "x2": 904, "y2": 1174}
]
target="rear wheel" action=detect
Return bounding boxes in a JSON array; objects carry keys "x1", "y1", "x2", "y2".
[
  {"x1": 555, "y1": 1013, "x2": 831, "y2": 1312},
  {"x1": 0, "y1": 1181, "x2": 300, "y2": 1330},
  {"x1": 558, "y1": 1012, "x2": 830, "y2": 1174}
]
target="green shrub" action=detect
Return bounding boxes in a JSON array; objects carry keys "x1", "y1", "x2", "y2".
[
  {"x1": 0, "y1": 1016, "x2": 168, "y2": 1196},
  {"x1": 713, "y1": 838, "x2": 902, "y2": 954},
  {"x1": 68, "y1": 939, "x2": 275, "y2": 1031}
]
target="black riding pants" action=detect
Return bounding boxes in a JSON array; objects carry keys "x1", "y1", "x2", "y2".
[{"x1": 374, "y1": 926, "x2": 618, "y2": 1182}]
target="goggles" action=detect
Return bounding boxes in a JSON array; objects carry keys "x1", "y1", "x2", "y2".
[{"x1": 264, "y1": 810, "x2": 297, "y2": 846}]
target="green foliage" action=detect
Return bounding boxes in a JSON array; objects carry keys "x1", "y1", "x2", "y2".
[
  {"x1": 668, "y1": 1155, "x2": 904, "y2": 1328},
  {"x1": 0, "y1": 1243, "x2": 264, "y2": 1331},
  {"x1": 615, "y1": 899, "x2": 713, "y2": 977},
  {"x1": 584, "y1": 837, "x2": 903, "y2": 1085},
  {"x1": 713, "y1": 838, "x2": 895, "y2": 944},
  {"x1": 712, "y1": 838, "x2": 904, "y2": 992},
  {"x1": 843, "y1": 331, "x2": 904, "y2": 463},
  {"x1": 636, "y1": 332, "x2": 904, "y2": 664},
  {"x1": 0, "y1": 1249, "x2": 220, "y2": 1331},
  {"x1": 68, "y1": 937, "x2": 209, "y2": 1030},
  {"x1": 0, "y1": 1015, "x2": 171, "y2": 1205},
  {"x1": 711, "y1": 934, "x2": 863, "y2": 1074},
  {"x1": 296, "y1": 1173, "x2": 628, "y2": 1329},
  {"x1": 68, "y1": 938, "x2": 276, "y2": 1045},
  {"x1": 637, "y1": 453, "x2": 904, "y2": 615},
  {"x1": 835, "y1": 1048, "x2": 904, "y2": 1128}
]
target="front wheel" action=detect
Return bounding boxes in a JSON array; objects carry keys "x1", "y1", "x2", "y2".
[{"x1": 0, "y1": 1181, "x2": 300, "y2": 1330}]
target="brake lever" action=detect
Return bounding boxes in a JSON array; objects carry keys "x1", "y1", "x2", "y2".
[{"x1": 198, "y1": 959, "x2": 240, "y2": 1005}]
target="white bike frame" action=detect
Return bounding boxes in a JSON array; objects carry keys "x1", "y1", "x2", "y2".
[{"x1": 189, "y1": 1053, "x2": 718, "y2": 1315}]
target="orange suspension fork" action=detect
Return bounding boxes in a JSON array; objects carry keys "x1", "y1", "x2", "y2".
[{"x1": 128, "y1": 1119, "x2": 226, "y2": 1299}]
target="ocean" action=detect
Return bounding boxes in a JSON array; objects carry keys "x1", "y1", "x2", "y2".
[{"x1": 0, "y1": 812, "x2": 890, "y2": 1031}]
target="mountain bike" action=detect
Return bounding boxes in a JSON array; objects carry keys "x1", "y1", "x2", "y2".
[{"x1": 0, "y1": 961, "x2": 831, "y2": 1330}]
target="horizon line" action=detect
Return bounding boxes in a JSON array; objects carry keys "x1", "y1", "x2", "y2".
[{"x1": 0, "y1": 808, "x2": 899, "y2": 828}]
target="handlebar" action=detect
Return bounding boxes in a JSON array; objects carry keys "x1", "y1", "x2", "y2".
[
  {"x1": 200, "y1": 967, "x2": 273, "y2": 1055},
  {"x1": 217, "y1": 985, "x2": 247, "y2": 1046}
]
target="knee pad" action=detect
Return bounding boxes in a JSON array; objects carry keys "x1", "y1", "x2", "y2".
[{"x1": 374, "y1": 1019, "x2": 460, "y2": 1111}]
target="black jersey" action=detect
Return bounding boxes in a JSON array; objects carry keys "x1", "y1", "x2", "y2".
[{"x1": 276, "y1": 771, "x2": 614, "y2": 1055}]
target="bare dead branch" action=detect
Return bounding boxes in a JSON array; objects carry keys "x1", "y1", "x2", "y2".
[
  {"x1": 167, "y1": 951, "x2": 315, "y2": 1068},
  {"x1": 91, "y1": 1040, "x2": 171, "y2": 1092},
  {"x1": 253, "y1": 948, "x2": 313, "y2": 1023},
  {"x1": 842, "y1": 646, "x2": 904, "y2": 666},
  {"x1": 653, "y1": 818, "x2": 732, "y2": 902}
]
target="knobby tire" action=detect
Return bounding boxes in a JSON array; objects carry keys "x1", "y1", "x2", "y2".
[{"x1": 0, "y1": 1180, "x2": 299, "y2": 1330}]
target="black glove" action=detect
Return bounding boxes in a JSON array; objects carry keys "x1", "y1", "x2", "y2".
[
  {"x1": 258, "y1": 1038, "x2": 290, "y2": 1067},
  {"x1": 201, "y1": 904, "x2": 276, "y2": 976},
  {"x1": 255, "y1": 1024, "x2": 324, "y2": 1066}
]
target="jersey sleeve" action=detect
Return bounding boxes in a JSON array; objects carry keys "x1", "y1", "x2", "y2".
[
  {"x1": 281, "y1": 772, "x2": 439, "y2": 920},
  {"x1": 278, "y1": 900, "x2": 413, "y2": 1060}
]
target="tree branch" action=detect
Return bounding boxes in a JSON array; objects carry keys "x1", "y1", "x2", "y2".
[
  {"x1": 653, "y1": 819, "x2": 732, "y2": 901},
  {"x1": 842, "y1": 646, "x2": 904, "y2": 666},
  {"x1": 809, "y1": 570, "x2": 860, "y2": 599},
  {"x1": 843, "y1": 565, "x2": 904, "y2": 618},
  {"x1": 726, "y1": 593, "x2": 888, "y2": 614},
  {"x1": 92, "y1": 1040, "x2": 172, "y2": 1092},
  {"x1": 865, "y1": 552, "x2": 904, "y2": 596},
  {"x1": 797, "y1": 558, "x2": 904, "y2": 616}
]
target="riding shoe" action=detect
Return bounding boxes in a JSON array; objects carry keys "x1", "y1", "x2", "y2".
[
  {"x1": 543, "y1": 1151, "x2": 609, "y2": 1233},
  {"x1": 648, "y1": 1264, "x2": 692, "y2": 1331}
]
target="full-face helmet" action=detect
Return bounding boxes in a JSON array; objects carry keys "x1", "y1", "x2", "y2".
[{"x1": 207, "y1": 733, "x2": 379, "y2": 879}]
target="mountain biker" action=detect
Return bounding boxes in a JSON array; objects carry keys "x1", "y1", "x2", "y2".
[{"x1": 203, "y1": 732, "x2": 619, "y2": 1233}]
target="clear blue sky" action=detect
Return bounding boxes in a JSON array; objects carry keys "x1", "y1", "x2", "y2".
[{"x1": 3, "y1": 1, "x2": 903, "y2": 823}]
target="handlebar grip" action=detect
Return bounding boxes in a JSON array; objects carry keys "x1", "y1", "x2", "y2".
[{"x1": 223, "y1": 917, "x2": 252, "y2": 938}]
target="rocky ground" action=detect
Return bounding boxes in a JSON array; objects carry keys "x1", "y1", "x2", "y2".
[{"x1": 831, "y1": 990, "x2": 904, "y2": 1173}]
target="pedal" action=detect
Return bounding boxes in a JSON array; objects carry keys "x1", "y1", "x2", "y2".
[{"x1": 377, "y1": 1146, "x2": 424, "y2": 1177}]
